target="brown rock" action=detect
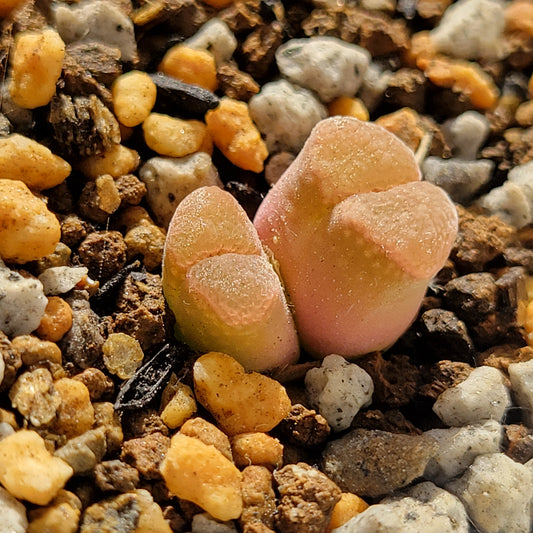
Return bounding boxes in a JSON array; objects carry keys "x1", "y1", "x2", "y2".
[
  {"x1": 274, "y1": 462, "x2": 341, "y2": 533},
  {"x1": 120, "y1": 432, "x2": 170, "y2": 480},
  {"x1": 66, "y1": 42, "x2": 122, "y2": 87},
  {"x1": 73, "y1": 367, "x2": 114, "y2": 401},
  {"x1": 0, "y1": 330, "x2": 22, "y2": 393},
  {"x1": 217, "y1": 62, "x2": 260, "y2": 101},
  {"x1": 78, "y1": 175, "x2": 122, "y2": 224},
  {"x1": 60, "y1": 214, "x2": 90, "y2": 249},
  {"x1": 112, "y1": 270, "x2": 167, "y2": 351},
  {"x1": 240, "y1": 465, "x2": 276, "y2": 531},
  {"x1": 115, "y1": 174, "x2": 147, "y2": 207},
  {"x1": 180, "y1": 417, "x2": 233, "y2": 462},
  {"x1": 322, "y1": 429, "x2": 437, "y2": 498},
  {"x1": 276, "y1": 403, "x2": 331, "y2": 448},
  {"x1": 478, "y1": 344, "x2": 533, "y2": 371},
  {"x1": 384, "y1": 68, "x2": 427, "y2": 113},
  {"x1": 503, "y1": 424, "x2": 533, "y2": 463},
  {"x1": 352, "y1": 409, "x2": 421, "y2": 435},
  {"x1": 121, "y1": 409, "x2": 169, "y2": 440},
  {"x1": 419, "y1": 360, "x2": 474, "y2": 401},
  {"x1": 241, "y1": 21, "x2": 284, "y2": 80},
  {"x1": 94, "y1": 460, "x2": 140, "y2": 492},
  {"x1": 78, "y1": 231, "x2": 127, "y2": 282},
  {"x1": 219, "y1": 0, "x2": 263, "y2": 34}
]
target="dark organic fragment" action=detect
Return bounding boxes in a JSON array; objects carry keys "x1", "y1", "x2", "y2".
[
  {"x1": 49, "y1": 94, "x2": 121, "y2": 158},
  {"x1": 114, "y1": 342, "x2": 193, "y2": 412},
  {"x1": 150, "y1": 72, "x2": 219, "y2": 117}
]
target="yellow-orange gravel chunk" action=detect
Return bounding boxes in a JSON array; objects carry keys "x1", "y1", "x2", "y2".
[
  {"x1": 505, "y1": 0, "x2": 533, "y2": 36},
  {"x1": 160, "y1": 433, "x2": 243, "y2": 521},
  {"x1": 0, "y1": 430, "x2": 73, "y2": 505},
  {"x1": 9, "y1": 28, "x2": 65, "y2": 109},
  {"x1": 112, "y1": 70, "x2": 157, "y2": 127},
  {"x1": 52, "y1": 379, "x2": 94, "y2": 439},
  {"x1": 206, "y1": 97, "x2": 268, "y2": 172},
  {"x1": 35, "y1": 296, "x2": 73, "y2": 342},
  {"x1": 193, "y1": 352, "x2": 292, "y2": 435},
  {"x1": 328, "y1": 97, "x2": 369, "y2": 121},
  {"x1": 421, "y1": 56, "x2": 499, "y2": 110},
  {"x1": 0, "y1": 179, "x2": 61, "y2": 264},
  {"x1": 327, "y1": 492, "x2": 369, "y2": 532},
  {"x1": 159, "y1": 45, "x2": 218, "y2": 92}
]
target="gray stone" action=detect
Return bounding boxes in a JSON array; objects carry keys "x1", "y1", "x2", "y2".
[
  {"x1": 0, "y1": 486, "x2": 27, "y2": 533},
  {"x1": 508, "y1": 359, "x2": 533, "y2": 427},
  {"x1": 442, "y1": 111, "x2": 491, "y2": 160},
  {"x1": 322, "y1": 429, "x2": 437, "y2": 498}
]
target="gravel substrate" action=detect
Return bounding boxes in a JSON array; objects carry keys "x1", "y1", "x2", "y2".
[{"x1": 0, "y1": 0, "x2": 533, "y2": 532}]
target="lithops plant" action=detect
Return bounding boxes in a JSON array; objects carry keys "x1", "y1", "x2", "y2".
[
  {"x1": 162, "y1": 186, "x2": 299, "y2": 372},
  {"x1": 254, "y1": 116, "x2": 458, "y2": 357}
]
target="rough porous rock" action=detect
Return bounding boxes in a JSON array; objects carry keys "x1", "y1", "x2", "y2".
[
  {"x1": 275, "y1": 37, "x2": 370, "y2": 103},
  {"x1": 304, "y1": 354, "x2": 373, "y2": 432},
  {"x1": 432, "y1": 365, "x2": 511, "y2": 426},
  {"x1": 249, "y1": 79, "x2": 327, "y2": 153},
  {"x1": 446, "y1": 453, "x2": 533, "y2": 533},
  {"x1": 322, "y1": 429, "x2": 437, "y2": 498},
  {"x1": 274, "y1": 462, "x2": 341, "y2": 533},
  {"x1": 424, "y1": 420, "x2": 503, "y2": 484}
]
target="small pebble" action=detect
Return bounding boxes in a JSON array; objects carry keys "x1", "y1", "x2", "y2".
[
  {"x1": 0, "y1": 429, "x2": 73, "y2": 505},
  {"x1": 0, "y1": 485, "x2": 28, "y2": 533},
  {"x1": 335, "y1": 482, "x2": 469, "y2": 532},
  {"x1": 159, "y1": 44, "x2": 218, "y2": 92},
  {"x1": 94, "y1": 459, "x2": 139, "y2": 493},
  {"x1": 77, "y1": 144, "x2": 140, "y2": 180},
  {"x1": 305, "y1": 354, "x2": 373, "y2": 432},
  {"x1": 27, "y1": 490, "x2": 82, "y2": 533},
  {"x1": 11, "y1": 335, "x2": 62, "y2": 366},
  {"x1": 78, "y1": 230, "x2": 127, "y2": 282},
  {"x1": 264, "y1": 152, "x2": 295, "y2": 186},
  {"x1": 328, "y1": 96, "x2": 369, "y2": 121},
  {"x1": 0, "y1": 180, "x2": 61, "y2": 264},
  {"x1": 433, "y1": 366, "x2": 511, "y2": 426},
  {"x1": 53, "y1": 378, "x2": 95, "y2": 439},
  {"x1": 240, "y1": 465, "x2": 276, "y2": 531},
  {"x1": 185, "y1": 18, "x2": 237, "y2": 66},
  {"x1": 424, "y1": 420, "x2": 503, "y2": 484},
  {"x1": 143, "y1": 112, "x2": 210, "y2": 158},
  {"x1": 9, "y1": 28, "x2": 65, "y2": 110},
  {"x1": 160, "y1": 380, "x2": 197, "y2": 429},
  {"x1": 442, "y1": 110, "x2": 491, "y2": 160},
  {"x1": 180, "y1": 417, "x2": 233, "y2": 461},
  {"x1": 0, "y1": 262, "x2": 47, "y2": 336},
  {"x1": 508, "y1": 359, "x2": 533, "y2": 426},
  {"x1": 422, "y1": 157, "x2": 494, "y2": 204},
  {"x1": 249, "y1": 79, "x2": 327, "y2": 153},
  {"x1": 275, "y1": 37, "x2": 371, "y2": 103},
  {"x1": 231, "y1": 432, "x2": 283, "y2": 470},
  {"x1": 102, "y1": 332, "x2": 144, "y2": 380},
  {"x1": 446, "y1": 452, "x2": 533, "y2": 533},
  {"x1": 193, "y1": 352, "x2": 292, "y2": 435},
  {"x1": 430, "y1": 0, "x2": 505, "y2": 60},
  {"x1": 55, "y1": 427, "x2": 107, "y2": 474},
  {"x1": 322, "y1": 429, "x2": 437, "y2": 498},
  {"x1": 274, "y1": 462, "x2": 341, "y2": 533},
  {"x1": 78, "y1": 174, "x2": 121, "y2": 224},
  {"x1": 327, "y1": 492, "x2": 369, "y2": 532},
  {"x1": 191, "y1": 513, "x2": 238, "y2": 533},
  {"x1": 112, "y1": 70, "x2": 157, "y2": 128},
  {"x1": 120, "y1": 432, "x2": 170, "y2": 480},
  {"x1": 160, "y1": 433, "x2": 243, "y2": 521},
  {"x1": 139, "y1": 153, "x2": 222, "y2": 228},
  {"x1": 35, "y1": 296, "x2": 73, "y2": 342},
  {"x1": 205, "y1": 97, "x2": 268, "y2": 173},
  {"x1": 54, "y1": 0, "x2": 137, "y2": 62}
]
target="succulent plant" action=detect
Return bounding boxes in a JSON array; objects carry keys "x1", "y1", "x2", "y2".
[{"x1": 163, "y1": 117, "x2": 458, "y2": 368}]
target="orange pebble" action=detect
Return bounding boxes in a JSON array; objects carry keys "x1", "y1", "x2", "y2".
[
  {"x1": 159, "y1": 45, "x2": 218, "y2": 92},
  {"x1": 405, "y1": 31, "x2": 437, "y2": 68},
  {"x1": 206, "y1": 98, "x2": 268, "y2": 173},
  {"x1": 35, "y1": 296, "x2": 73, "y2": 342},
  {"x1": 505, "y1": 0, "x2": 533, "y2": 37},
  {"x1": 328, "y1": 97, "x2": 369, "y2": 121},
  {"x1": 202, "y1": 0, "x2": 234, "y2": 7},
  {"x1": 327, "y1": 492, "x2": 369, "y2": 532},
  {"x1": 422, "y1": 56, "x2": 499, "y2": 110}
]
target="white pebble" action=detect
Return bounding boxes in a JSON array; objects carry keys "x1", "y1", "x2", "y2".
[
  {"x1": 275, "y1": 37, "x2": 370, "y2": 103},
  {"x1": 446, "y1": 453, "x2": 532, "y2": 533},
  {"x1": 305, "y1": 354, "x2": 373, "y2": 432},
  {"x1": 53, "y1": 0, "x2": 137, "y2": 62},
  {"x1": 191, "y1": 513, "x2": 238, "y2": 533},
  {"x1": 38, "y1": 266, "x2": 89, "y2": 295},
  {"x1": 424, "y1": 420, "x2": 502, "y2": 484},
  {"x1": 432, "y1": 366, "x2": 511, "y2": 427},
  {"x1": 430, "y1": 0, "x2": 505, "y2": 61},
  {"x1": 334, "y1": 482, "x2": 469, "y2": 532},
  {"x1": 0, "y1": 263, "x2": 47, "y2": 336},
  {"x1": 508, "y1": 359, "x2": 533, "y2": 427},
  {"x1": 477, "y1": 181, "x2": 532, "y2": 228},
  {"x1": 442, "y1": 111, "x2": 491, "y2": 160},
  {"x1": 0, "y1": 486, "x2": 27, "y2": 533},
  {"x1": 139, "y1": 153, "x2": 223, "y2": 228},
  {"x1": 249, "y1": 79, "x2": 327, "y2": 153},
  {"x1": 185, "y1": 19, "x2": 237, "y2": 66},
  {"x1": 422, "y1": 157, "x2": 494, "y2": 204}
]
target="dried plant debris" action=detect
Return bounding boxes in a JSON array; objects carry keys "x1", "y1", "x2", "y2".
[{"x1": 0, "y1": 0, "x2": 532, "y2": 531}]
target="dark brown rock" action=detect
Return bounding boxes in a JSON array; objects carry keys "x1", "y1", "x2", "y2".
[
  {"x1": 504, "y1": 246, "x2": 533, "y2": 273},
  {"x1": 274, "y1": 462, "x2": 341, "y2": 533},
  {"x1": 73, "y1": 367, "x2": 114, "y2": 401},
  {"x1": 66, "y1": 42, "x2": 123, "y2": 87},
  {"x1": 60, "y1": 214, "x2": 90, "y2": 249},
  {"x1": 78, "y1": 176, "x2": 121, "y2": 224},
  {"x1": 352, "y1": 409, "x2": 422, "y2": 435},
  {"x1": 219, "y1": 0, "x2": 263, "y2": 34},
  {"x1": 384, "y1": 68, "x2": 427, "y2": 112},
  {"x1": 217, "y1": 62, "x2": 260, "y2": 101},
  {"x1": 418, "y1": 360, "x2": 474, "y2": 401},
  {"x1": 94, "y1": 460, "x2": 140, "y2": 492},
  {"x1": 444, "y1": 273, "x2": 499, "y2": 320},
  {"x1": 503, "y1": 424, "x2": 533, "y2": 464},
  {"x1": 121, "y1": 409, "x2": 169, "y2": 440},
  {"x1": 322, "y1": 429, "x2": 437, "y2": 498},
  {"x1": 277, "y1": 404, "x2": 331, "y2": 448},
  {"x1": 240, "y1": 21, "x2": 284, "y2": 80},
  {"x1": 120, "y1": 432, "x2": 170, "y2": 480},
  {"x1": 78, "y1": 231, "x2": 127, "y2": 282}
]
